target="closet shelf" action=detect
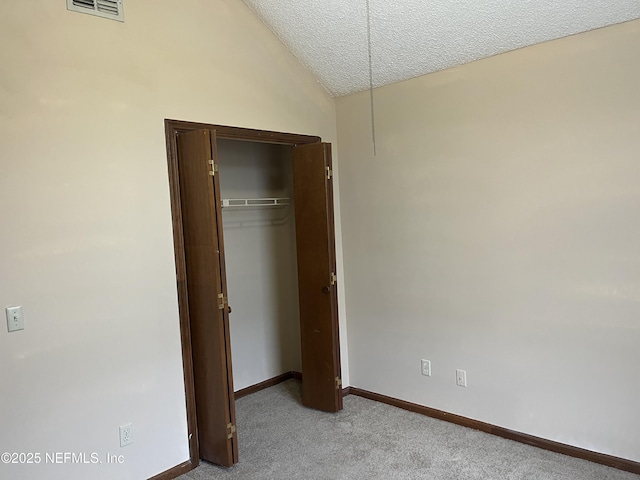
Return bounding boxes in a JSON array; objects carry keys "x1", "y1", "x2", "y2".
[{"x1": 221, "y1": 197, "x2": 292, "y2": 208}]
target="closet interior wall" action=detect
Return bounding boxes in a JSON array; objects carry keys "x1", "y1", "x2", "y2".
[{"x1": 217, "y1": 139, "x2": 302, "y2": 391}]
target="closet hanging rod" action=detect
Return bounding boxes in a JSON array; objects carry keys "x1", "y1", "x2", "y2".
[{"x1": 221, "y1": 197, "x2": 292, "y2": 208}]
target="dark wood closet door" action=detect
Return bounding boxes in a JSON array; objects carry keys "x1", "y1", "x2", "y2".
[
  {"x1": 292, "y1": 142, "x2": 343, "y2": 413},
  {"x1": 176, "y1": 129, "x2": 238, "y2": 466}
]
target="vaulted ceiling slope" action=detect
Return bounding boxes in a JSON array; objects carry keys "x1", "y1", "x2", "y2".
[{"x1": 242, "y1": 1, "x2": 640, "y2": 97}]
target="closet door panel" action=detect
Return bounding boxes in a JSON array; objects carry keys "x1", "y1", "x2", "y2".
[
  {"x1": 177, "y1": 129, "x2": 238, "y2": 466},
  {"x1": 292, "y1": 142, "x2": 343, "y2": 413}
]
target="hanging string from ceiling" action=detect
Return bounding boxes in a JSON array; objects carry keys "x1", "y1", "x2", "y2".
[{"x1": 366, "y1": 0, "x2": 377, "y2": 156}]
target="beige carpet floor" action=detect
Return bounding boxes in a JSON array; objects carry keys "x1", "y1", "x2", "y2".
[{"x1": 178, "y1": 380, "x2": 639, "y2": 480}]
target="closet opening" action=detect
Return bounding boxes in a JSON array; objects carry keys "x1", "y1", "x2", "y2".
[
  {"x1": 217, "y1": 139, "x2": 301, "y2": 394},
  {"x1": 164, "y1": 120, "x2": 342, "y2": 471}
]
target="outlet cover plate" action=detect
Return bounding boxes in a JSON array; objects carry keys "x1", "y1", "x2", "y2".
[
  {"x1": 119, "y1": 423, "x2": 133, "y2": 447},
  {"x1": 421, "y1": 359, "x2": 431, "y2": 376},
  {"x1": 456, "y1": 369, "x2": 467, "y2": 387}
]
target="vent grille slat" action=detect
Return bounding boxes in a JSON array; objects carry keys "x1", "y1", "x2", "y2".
[
  {"x1": 97, "y1": 0, "x2": 119, "y2": 15},
  {"x1": 73, "y1": 0, "x2": 95, "y2": 9}
]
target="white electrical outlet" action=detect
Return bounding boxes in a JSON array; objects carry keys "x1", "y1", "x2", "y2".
[
  {"x1": 119, "y1": 423, "x2": 133, "y2": 447},
  {"x1": 421, "y1": 359, "x2": 431, "y2": 376},
  {"x1": 6, "y1": 306, "x2": 24, "y2": 332},
  {"x1": 456, "y1": 369, "x2": 467, "y2": 387}
]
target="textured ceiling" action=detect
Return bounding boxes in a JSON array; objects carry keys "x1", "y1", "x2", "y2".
[{"x1": 242, "y1": 1, "x2": 640, "y2": 97}]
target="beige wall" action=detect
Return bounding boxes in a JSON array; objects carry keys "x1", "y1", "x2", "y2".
[
  {"x1": 337, "y1": 20, "x2": 640, "y2": 462},
  {"x1": 0, "y1": 1, "x2": 344, "y2": 479}
]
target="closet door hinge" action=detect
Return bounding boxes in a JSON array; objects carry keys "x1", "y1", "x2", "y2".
[
  {"x1": 218, "y1": 293, "x2": 227, "y2": 310},
  {"x1": 326, "y1": 166, "x2": 333, "y2": 180},
  {"x1": 208, "y1": 160, "x2": 218, "y2": 176},
  {"x1": 330, "y1": 272, "x2": 337, "y2": 286},
  {"x1": 335, "y1": 377, "x2": 342, "y2": 389},
  {"x1": 226, "y1": 423, "x2": 236, "y2": 439}
]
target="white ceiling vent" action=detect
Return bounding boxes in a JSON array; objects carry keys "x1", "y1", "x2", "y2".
[{"x1": 67, "y1": 0, "x2": 124, "y2": 22}]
